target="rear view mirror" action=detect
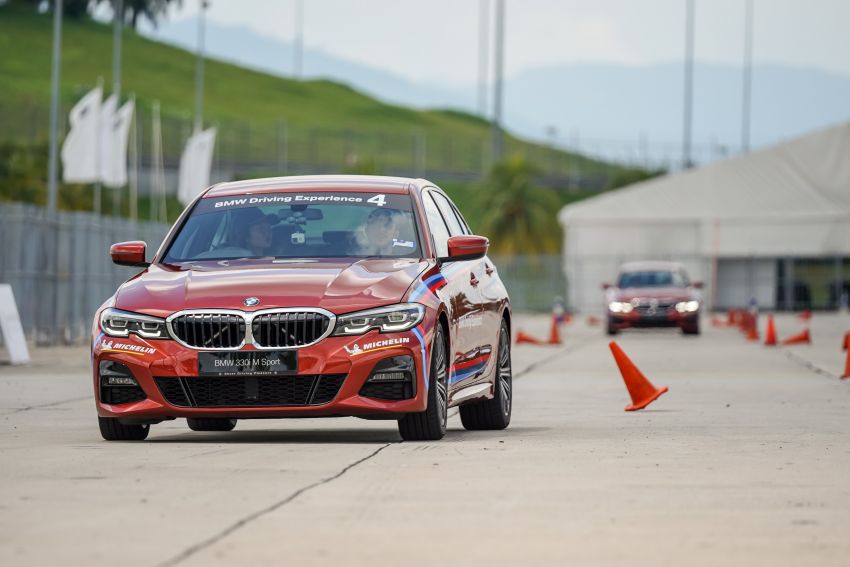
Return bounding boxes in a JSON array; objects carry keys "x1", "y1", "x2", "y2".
[
  {"x1": 110, "y1": 241, "x2": 149, "y2": 267},
  {"x1": 601, "y1": 282, "x2": 612, "y2": 290},
  {"x1": 444, "y1": 235, "x2": 489, "y2": 262},
  {"x1": 692, "y1": 281, "x2": 704, "y2": 289}
]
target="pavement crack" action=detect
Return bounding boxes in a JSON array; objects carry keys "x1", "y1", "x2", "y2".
[
  {"x1": 0, "y1": 396, "x2": 89, "y2": 417},
  {"x1": 155, "y1": 442, "x2": 394, "y2": 567},
  {"x1": 782, "y1": 350, "x2": 841, "y2": 380}
]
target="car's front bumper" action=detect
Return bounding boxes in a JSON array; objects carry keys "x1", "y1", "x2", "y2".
[
  {"x1": 92, "y1": 327, "x2": 432, "y2": 421},
  {"x1": 609, "y1": 310, "x2": 699, "y2": 328}
]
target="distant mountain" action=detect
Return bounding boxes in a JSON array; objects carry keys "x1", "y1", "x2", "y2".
[
  {"x1": 142, "y1": 18, "x2": 475, "y2": 111},
  {"x1": 145, "y1": 19, "x2": 850, "y2": 165},
  {"x1": 505, "y1": 62, "x2": 850, "y2": 164}
]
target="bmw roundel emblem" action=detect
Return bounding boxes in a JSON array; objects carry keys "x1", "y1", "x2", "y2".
[{"x1": 243, "y1": 297, "x2": 260, "y2": 307}]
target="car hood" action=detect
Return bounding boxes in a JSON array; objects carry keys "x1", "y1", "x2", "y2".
[
  {"x1": 611, "y1": 287, "x2": 696, "y2": 302},
  {"x1": 114, "y1": 258, "x2": 429, "y2": 318}
]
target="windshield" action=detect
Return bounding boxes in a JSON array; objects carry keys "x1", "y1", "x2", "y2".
[
  {"x1": 617, "y1": 270, "x2": 687, "y2": 288},
  {"x1": 163, "y1": 191, "x2": 421, "y2": 263}
]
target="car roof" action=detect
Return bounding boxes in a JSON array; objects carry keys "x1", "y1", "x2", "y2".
[
  {"x1": 203, "y1": 175, "x2": 434, "y2": 198},
  {"x1": 618, "y1": 261, "x2": 686, "y2": 273}
]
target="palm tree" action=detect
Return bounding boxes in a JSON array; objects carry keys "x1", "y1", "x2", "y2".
[{"x1": 477, "y1": 156, "x2": 561, "y2": 255}]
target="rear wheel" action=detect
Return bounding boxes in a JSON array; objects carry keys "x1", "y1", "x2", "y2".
[
  {"x1": 98, "y1": 417, "x2": 149, "y2": 441},
  {"x1": 398, "y1": 325, "x2": 448, "y2": 441},
  {"x1": 459, "y1": 319, "x2": 512, "y2": 431},
  {"x1": 187, "y1": 418, "x2": 237, "y2": 432}
]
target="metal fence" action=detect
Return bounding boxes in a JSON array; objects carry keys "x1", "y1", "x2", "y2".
[
  {"x1": 0, "y1": 202, "x2": 170, "y2": 344},
  {"x1": 0, "y1": 203, "x2": 564, "y2": 345}
]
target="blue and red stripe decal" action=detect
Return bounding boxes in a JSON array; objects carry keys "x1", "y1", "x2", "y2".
[{"x1": 449, "y1": 352, "x2": 491, "y2": 384}]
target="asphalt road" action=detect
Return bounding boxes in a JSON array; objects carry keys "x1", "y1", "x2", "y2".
[{"x1": 1, "y1": 313, "x2": 849, "y2": 566}]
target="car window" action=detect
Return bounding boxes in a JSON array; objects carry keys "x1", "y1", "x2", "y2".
[
  {"x1": 431, "y1": 192, "x2": 465, "y2": 237},
  {"x1": 617, "y1": 270, "x2": 686, "y2": 288},
  {"x1": 422, "y1": 192, "x2": 451, "y2": 257},
  {"x1": 163, "y1": 192, "x2": 421, "y2": 262}
]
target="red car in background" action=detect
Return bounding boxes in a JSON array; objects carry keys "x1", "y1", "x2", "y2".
[
  {"x1": 604, "y1": 261, "x2": 702, "y2": 335},
  {"x1": 93, "y1": 176, "x2": 512, "y2": 441}
]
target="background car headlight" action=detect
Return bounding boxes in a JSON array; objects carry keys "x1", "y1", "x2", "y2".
[
  {"x1": 333, "y1": 303, "x2": 424, "y2": 336},
  {"x1": 100, "y1": 308, "x2": 169, "y2": 339},
  {"x1": 608, "y1": 301, "x2": 633, "y2": 314},
  {"x1": 675, "y1": 301, "x2": 700, "y2": 313}
]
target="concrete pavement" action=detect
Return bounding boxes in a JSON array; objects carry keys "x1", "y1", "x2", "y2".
[{"x1": 1, "y1": 313, "x2": 849, "y2": 566}]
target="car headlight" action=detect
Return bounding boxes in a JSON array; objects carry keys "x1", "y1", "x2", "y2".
[
  {"x1": 675, "y1": 301, "x2": 700, "y2": 313},
  {"x1": 100, "y1": 308, "x2": 169, "y2": 339},
  {"x1": 608, "y1": 301, "x2": 634, "y2": 314},
  {"x1": 332, "y1": 303, "x2": 425, "y2": 336}
]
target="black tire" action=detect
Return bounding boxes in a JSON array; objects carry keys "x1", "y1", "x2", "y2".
[
  {"x1": 459, "y1": 319, "x2": 512, "y2": 431},
  {"x1": 187, "y1": 418, "x2": 237, "y2": 432},
  {"x1": 398, "y1": 325, "x2": 448, "y2": 441},
  {"x1": 98, "y1": 417, "x2": 150, "y2": 441},
  {"x1": 606, "y1": 317, "x2": 619, "y2": 336},
  {"x1": 682, "y1": 319, "x2": 700, "y2": 335}
]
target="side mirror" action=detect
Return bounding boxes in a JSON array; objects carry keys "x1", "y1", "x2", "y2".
[
  {"x1": 601, "y1": 282, "x2": 612, "y2": 290},
  {"x1": 692, "y1": 281, "x2": 704, "y2": 289},
  {"x1": 110, "y1": 241, "x2": 150, "y2": 267},
  {"x1": 444, "y1": 235, "x2": 489, "y2": 262}
]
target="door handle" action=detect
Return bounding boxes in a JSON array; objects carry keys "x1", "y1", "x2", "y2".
[
  {"x1": 470, "y1": 273, "x2": 480, "y2": 287},
  {"x1": 485, "y1": 263, "x2": 494, "y2": 276}
]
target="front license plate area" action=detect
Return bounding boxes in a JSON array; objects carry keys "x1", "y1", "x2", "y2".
[{"x1": 198, "y1": 351, "x2": 298, "y2": 376}]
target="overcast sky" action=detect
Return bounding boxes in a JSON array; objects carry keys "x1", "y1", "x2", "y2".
[{"x1": 158, "y1": 0, "x2": 850, "y2": 84}]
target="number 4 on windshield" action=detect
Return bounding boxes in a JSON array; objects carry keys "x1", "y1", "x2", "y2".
[{"x1": 367, "y1": 194, "x2": 386, "y2": 207}]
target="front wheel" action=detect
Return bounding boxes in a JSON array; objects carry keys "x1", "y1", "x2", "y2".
[
  {"x1": 398, "y1": 325, "x2": 448, "y2": 441},
  {"x1": 459, "y1": 319, "x2": 512, "y2": 431},
  {"x1": 682, "y1": 319, "x2": 701, "y2": 335},
  {"x1": 98, "y1": 417, "x2": 149, "y2": 441}
]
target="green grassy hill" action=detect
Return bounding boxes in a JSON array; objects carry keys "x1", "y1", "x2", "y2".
[{"x1": 0, "y1": 4, "x2": 612, "y2": 177}]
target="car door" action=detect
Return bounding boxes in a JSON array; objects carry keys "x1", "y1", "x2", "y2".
[{"x1": 424, "y1": 190, "x2": 488, "y2": 389}]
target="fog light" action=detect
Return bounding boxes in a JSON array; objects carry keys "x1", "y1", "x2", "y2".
[
  {"x1": 106, "y1": 376, "x2": 138, "y2": 386},
  {"x1": 370, "y1": 371, "x2": 408, "y2": 382}
]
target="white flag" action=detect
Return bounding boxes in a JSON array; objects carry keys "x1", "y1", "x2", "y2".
[
  {"x1": 177, "y1": 128, "x2": 217, "y2": 204},
  {"x1": 61, "y1": 86, "x2": 102, "y2": 183},
  {"x1": 100, "y1": 98, "x2": 134, "y2": 188}
]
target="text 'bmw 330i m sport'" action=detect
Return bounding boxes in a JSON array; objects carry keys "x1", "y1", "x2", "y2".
[{"x1": 93, "y1": 176, "x2": 513, "y2": 441}]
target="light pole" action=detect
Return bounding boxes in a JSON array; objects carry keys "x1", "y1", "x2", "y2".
[
  {"x1": 478, "y1": 0, "x2": 490, "y2": 118},
  {"x1": 682, "y1": 0, "x2": 695, "y2": 169},
  {"x1": 490, "y1": 0, "x2": 505, "y2": 163},
  {"x1": 47, "y1": 0, "x2": 63, "y2": 214},
  {"x1": 741, "y1": 0, "x2": 754, "y2": 153},
  {"x1": 194, "y1": 0, "x2": 209, "y2": 133},
  {"x1": 294, "y1": 0, "x2": 304, "y2": 78}
]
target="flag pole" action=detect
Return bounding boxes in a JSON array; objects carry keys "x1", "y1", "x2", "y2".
[
  {"x1": 47, "y1": 0, "x2": 63, "y2": 215},
  {"x1": 194, "y1": 0, "x2": 209, "y2": 133},
  {"x1": 129, "y1": 94, "x2": 138, "y2": 224}
]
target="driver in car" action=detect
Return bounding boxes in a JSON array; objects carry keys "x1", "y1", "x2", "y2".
[
  {"x1": 357, "y1": 208, "x2": 400, "y2": 256},
  {"x1": 237, "y1": 209, "x2": 275, "y2": 256}
]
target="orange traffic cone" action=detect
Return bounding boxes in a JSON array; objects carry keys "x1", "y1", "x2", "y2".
[
  {"x1": 609, "y1": 341, "x2": 669, "y2": 411},
  {"x1": 841, "y1": 347, "x2": 850, "y2": 380},
  {"x1": 586, "y1": 315, "x2": 601, "y2": 326},
  {"x1": 547, "y1": 315, "x2": 561, "y2": 345},
  {"x1": 842, "y1": 330, "x2": 849, "y2": 351},
  {"x1": 798, "y1": 310, "x2": 812, "y2": 322},
  {"x1": 746, "y1": 316, "x2": 759, "y2": 341},
  {"x1": 781, "y1": 328, "x2": 811, "y2": 346},
  {"x1": 515, "y1": 330, "x2": 543, "y2": 345},
  {"x1": 764, "y1": 315, "x2": 777, "y2": 346}
]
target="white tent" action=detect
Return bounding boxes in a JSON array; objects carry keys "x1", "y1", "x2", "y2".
[{"x1": 559, "y1": 123, "x2": 850, "y2": 313}]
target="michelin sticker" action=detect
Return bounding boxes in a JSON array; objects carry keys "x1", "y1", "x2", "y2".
[
  {"x1": 100, "y1": 339, "x2": 156, "y2": 356},
  {"x1": 344, "y1": 336, "x2": 410, "y2": 356}
]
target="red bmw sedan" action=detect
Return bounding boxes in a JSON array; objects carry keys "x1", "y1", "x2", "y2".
[
  {"x1": 93, "y1": 176, "x2": 512, "y2": 441},
  {"x1": 603, "y1": 261, "x2": 702, "y2": 335}
]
